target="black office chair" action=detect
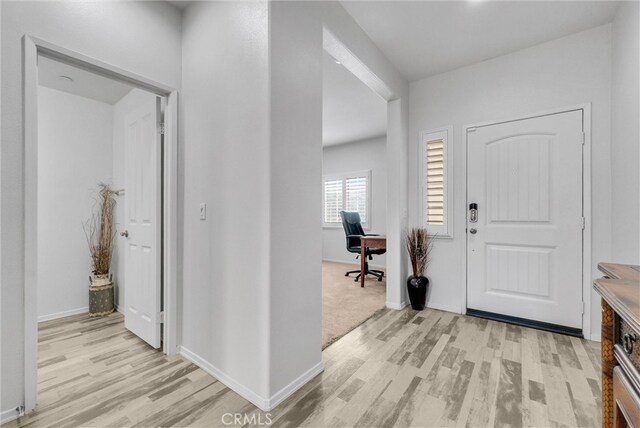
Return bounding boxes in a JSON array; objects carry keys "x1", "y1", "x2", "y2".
[{"x1": 340, "y1": 211, "x2": 386, "y2": 282}]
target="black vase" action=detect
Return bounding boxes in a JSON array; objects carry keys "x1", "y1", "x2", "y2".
[{"x1": 407, "y1": 275, "x2": 429, "y2": 310}]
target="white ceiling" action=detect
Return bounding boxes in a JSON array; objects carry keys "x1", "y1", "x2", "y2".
[
  {"x1": 38, "y1": 56, "x2": 134, "y2": 105},
  {"x1": 167, "y1": 0, "x2": 192, "y2": 11},
  {"x1": 341, "y1": 0, "x2": 619, "y2": 81},
  {"x1": 323, "y1": 51, "x2": 387, "y2": 146}
]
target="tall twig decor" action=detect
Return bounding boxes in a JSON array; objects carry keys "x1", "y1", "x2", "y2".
[
  {"x1": 83, "y1": 183, "x2": 116, "y2": 275},
  {"x1": 406, "y1": 228, "x2": 433, "y2": 277}
]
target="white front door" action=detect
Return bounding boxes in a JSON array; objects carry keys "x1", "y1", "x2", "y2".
[
  {"x1": 467, "y1": 110, "x2": 584, "y2": 330},
  {"x1": 123, "y1": 96, "x2": 162, "y2": 348}
]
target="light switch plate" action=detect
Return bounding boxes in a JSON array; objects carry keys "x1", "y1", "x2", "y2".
[{"x1": 199, "y1": 203, "x2": 206, "y2": 220}]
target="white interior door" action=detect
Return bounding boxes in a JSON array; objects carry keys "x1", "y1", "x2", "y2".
[
  {"x1": 467, "y1": 110, "x2": 584, "y2": 329},
  {"x1": 123, "y1": 96, "x2": 162, "y2": 348}
]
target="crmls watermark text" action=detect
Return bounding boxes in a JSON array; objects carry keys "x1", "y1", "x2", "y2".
[{"x1": 222, "y1": 412, "x2": 273, "y2": 426}]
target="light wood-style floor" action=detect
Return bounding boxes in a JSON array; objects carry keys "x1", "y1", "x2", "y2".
[{"x1": 6, "y1": 308, "x2": 601, "y2": 427}]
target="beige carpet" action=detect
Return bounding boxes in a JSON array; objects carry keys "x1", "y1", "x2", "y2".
[{"x1": 322, "y1": 260, "x2": 386, "y2": 348}]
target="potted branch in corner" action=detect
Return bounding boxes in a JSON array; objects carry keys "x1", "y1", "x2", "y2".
[
  {"x1": 84, "y1": 183, "x2": 116, "y2": 317},
  {"x1": 406, "y1": 228, "x2": 433, "y2": 310}
]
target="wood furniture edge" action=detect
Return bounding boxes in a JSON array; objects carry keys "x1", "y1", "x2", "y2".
[
  {"x1": 594, "y1": 263, "x2": 640, "y2": 334},
  {"x1": 594, "y1": 262, "x2": 640, "y2": 428},
  {"x1": 601, "y1": 299, "x2": 615, "y2": 428},
  {"x1": 359, "y1": 236, "x2": 387, "y2": 288}
]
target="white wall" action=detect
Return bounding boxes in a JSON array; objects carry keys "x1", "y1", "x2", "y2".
[
  {"x1": 611, "y1": 1, "x2": 640, "y2": 264},
  {"x1": 322, "y1": 136, "x2": 387, "y2": 266},
  {"x1": 409, "y1": 25, "x2": 612, "y2": 338},
  {"x1": 37, "y1": 87, "x2": 114, "y2": 321},
  {"x1": 111, "y1": 88, "x2": 157, "y2": 310},
  {"x1": 180, "y1": 0, "x2": 272, "y2": 404},
  {"x1": 179, "y1": 0, "x2": 408, "y2": 409},
  {"x1": 1, "y1": 0, "x2": 182, "y2": 416},
  {"x1": 268, "y1": 2, "x2": 324, "y2": 400}
]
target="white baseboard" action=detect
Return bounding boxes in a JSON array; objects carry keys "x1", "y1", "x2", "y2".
[
  {"x1": 386, "y1": 300, "x2": 409, "y2": 310},
  {"x1": 1, "y1": 407, "x2": 21, "y2": 424},
  {"x1": 179, "y1": 346, "x2": 270, "y2": 410},
  {"x1": 322, "y1": 258, "x2": 385, "y2": 270},
  {"x1": 589, "y1": 332, "x2": 601, "y2": 342},
  {"x1": 427, "y1": 301, "x2": 463, "y2": 314},
  {"x1": 387, "y1": 300, "x2": 462, "y2": 313},
  {"x1": 179, "y1": 346, "x2": 323, "y2": 411},
  {"x1": 268, "y1": 361, "x2": 324, "y2": 410},
  {"x1": 38, "y1": 307, "x2": 88, "y2": 323}
]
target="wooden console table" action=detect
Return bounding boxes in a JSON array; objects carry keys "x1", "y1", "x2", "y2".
[
  {"x1": 359, "y1": 235, "x2": 386, "y2": 288},
  {"x1": 594, "y1": 262, "x2": 640, "y2": 427}
]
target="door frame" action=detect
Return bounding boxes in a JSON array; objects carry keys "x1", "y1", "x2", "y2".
[
  {"x1": 463, "y1": 103, "x2": 592, "y2": 339},
  {"x1": 22, "y1": 35, "x2": 180, "y2": 413}
]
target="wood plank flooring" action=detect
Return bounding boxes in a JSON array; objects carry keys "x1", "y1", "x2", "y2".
[{"x1": 5, "y1": 308, "x2": 601, "y2": 427}]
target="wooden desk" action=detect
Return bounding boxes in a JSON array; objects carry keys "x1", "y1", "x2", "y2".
[
  {"x1": 593, "y1": 263, "x2": 640, "y2": 428},
  {"x1": 359, "y1": 235, "x2": 386, "y2": 288}
]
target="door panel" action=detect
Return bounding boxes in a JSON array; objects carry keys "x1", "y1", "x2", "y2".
[
  {"x1": 123, "y1": 96, "x2": 162, "y2": 348},
  {"x1": 486, "y1": 135, "x2": 551, "y2": 223},
  {"x1": 467, "y1": 110, "x2": 583, "y2": 329}
]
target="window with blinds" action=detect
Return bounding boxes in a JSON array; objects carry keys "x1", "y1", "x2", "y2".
[
  {"x1": 322, "y1": 171, "x2": 371, "y2": 228},
  {"x1": 420, "y1": 128, "x2": 452, "y2": 237},
  {"x1": 425, "y1": 139, "x2": 444, "y2": 225},
  {"x1": 345, "y1": 176, "x2": 368, "y2": 224},
  {"x1": 323, "y1": 179, "x2": 343, "y2": 224}
]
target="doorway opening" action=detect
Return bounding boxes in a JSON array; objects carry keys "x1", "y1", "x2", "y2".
[
  {"x1": 320, "y1": 43, "x2": 389, "y2": 349},
  {"x1": 37, "y1": 53, "x2": 164, "y2": 333},
  {"x1": 23, "y1": 36, "x2": 179, "y2": 413}
]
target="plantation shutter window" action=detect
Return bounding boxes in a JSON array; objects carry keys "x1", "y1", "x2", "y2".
[
  {"x1": 345, "y1": 176, "x2": 368, "y2": 224},
  {"x1": 322, "y1": 171, "x2": 371, "y2": 228},
  {"x1": 420, "y1": 128, "x2": 452, "y2": 237},
  {"x1": 323, "y1": 179, "x2": 343, "y2": 224},
  {"x1": 426, "y1": 139, "x2": 444, "y2": 225}
]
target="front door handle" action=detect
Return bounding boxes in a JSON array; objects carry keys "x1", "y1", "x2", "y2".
[{"x1": 469, "y1": 228, "x2": 477, "y2": 234}]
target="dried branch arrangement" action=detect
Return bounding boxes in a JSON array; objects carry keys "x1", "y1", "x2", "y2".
[
  {"x1": 83, "y1": 183, "x2": 116, "y2": 276},
  {"x1": 406, "y1": 228, "x2": 433, "y2": 277}
]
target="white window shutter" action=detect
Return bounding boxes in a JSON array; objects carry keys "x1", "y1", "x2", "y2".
[
  {"x1": 425, "y1": 139, "x2": 444, "y2": 225},
  {"x1": 420, "y1": 127, "x2": 452, "y2": 238},
  {"x1": 323, "y1": 179, "x2": 343, "y2": 224},
  {"x1": 322, "y1": 170, "x2": 371, "y2": 228},
  {"x1": 345, "y1": 176, "x2": 368, "y2": 224}
]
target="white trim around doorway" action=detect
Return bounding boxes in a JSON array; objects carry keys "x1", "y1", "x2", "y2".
[{"x1": 22, "y1": 35, "x2": 180, "y2": 414}]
